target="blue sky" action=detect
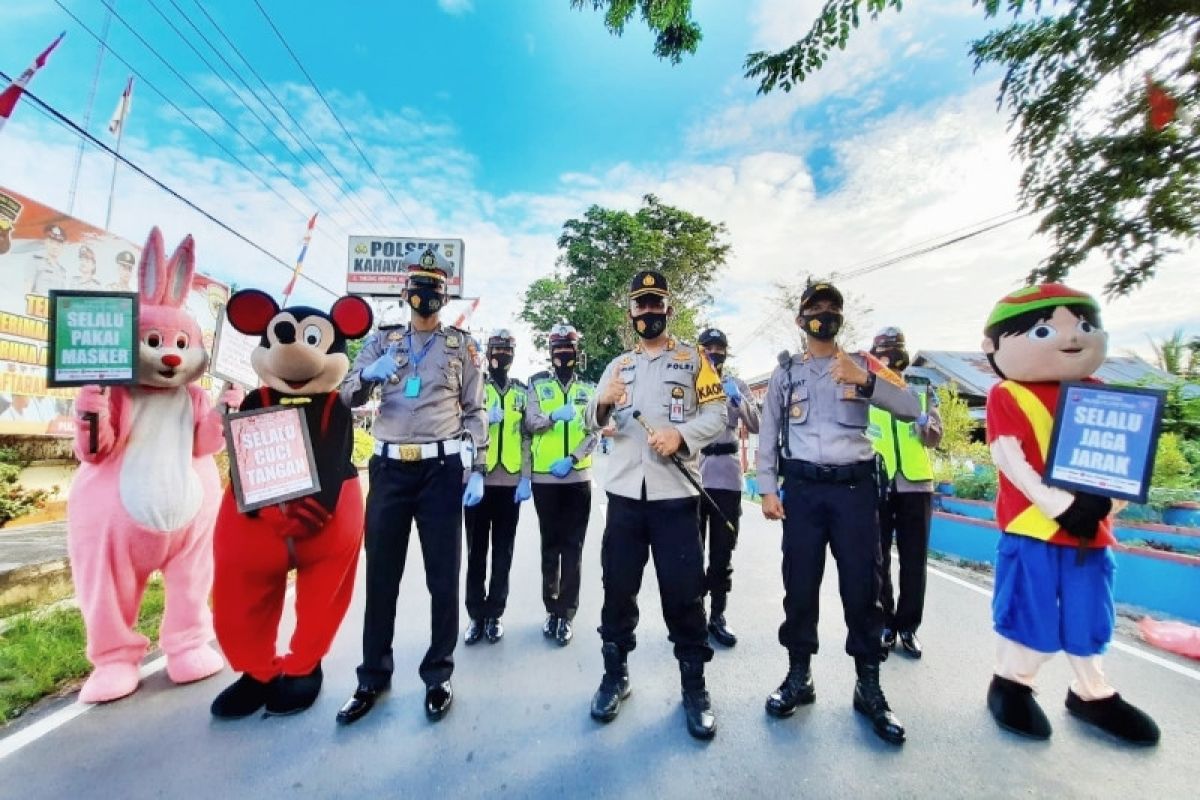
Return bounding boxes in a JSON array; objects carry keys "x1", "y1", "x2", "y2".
[{"x1": 1, "y1": 1, "x2": 1195, "y2": 376}]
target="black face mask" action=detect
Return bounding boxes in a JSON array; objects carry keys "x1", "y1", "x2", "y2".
[
  {"x1": 800, "y1": 311, "x2": 843, "y2": 341},
  {"x1": 705, "y1": 351, "x2": 727, "y2": 370},
  {"x1": 632, "y1": 311, "x2": 667, "y2": 340},
  {"x1": 872, "y1": 347, "x2": 909, "y2": 372},
  {"x1": 552, "y1": 349, "x2": 576, "y2": 382},
  {"x1": 409, "y1": 288, "x2": 444, "y2": 318},
  {"x1": 489, "y1": 352, "x2": 513, "y2": 372}
]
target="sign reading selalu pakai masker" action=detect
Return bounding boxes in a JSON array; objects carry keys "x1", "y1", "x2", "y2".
[{"x1": 347, "y1": 236, "x2": 464, "y2": 298}]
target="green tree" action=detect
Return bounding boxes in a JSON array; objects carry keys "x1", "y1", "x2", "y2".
[
  {"x1": 520, "y1": 194, "x2": 731, "y2": 381},
  {"x1": 575, "y1": 1, "x2": 1200, "y2": 297},
  {"x1": 1152, "y1": 432, "x2": 1194, "y2": 489}
]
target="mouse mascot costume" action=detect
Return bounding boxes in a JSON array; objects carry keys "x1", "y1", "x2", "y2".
[
  {"x1": 210, "y1": 290, "x2": 373, "y2": 718},
  {"x1": 982, "y1": 283, "x2": 1159, "y2": 745},
  {"x1": 68, "y1": 228, "x2": 231, "y2": 703}
]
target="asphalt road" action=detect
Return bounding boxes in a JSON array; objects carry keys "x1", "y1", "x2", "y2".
[{"x1": 1, "y1": 458, "x2": 1197, "y2": 799}]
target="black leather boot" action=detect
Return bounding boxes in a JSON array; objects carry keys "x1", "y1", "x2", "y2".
[
  {"x1": 765, "y1": 653, "x2": 815, "y2": 718},
  {"x1": 707, "y1": 593, "x2": 737, "y2": 648},
  {"x1": 464, "y1": 618, "x2": 484, "y2": 645},
  {"x1": 853, "y1": 658, "x2": 905, "y2": 744},
  {"x1": 680, "y1": 660, "x2": 717, "y2": 739},
  {"x1": 543, "y1": 614, "x2": 559, "y2": 639},
  {"x1": 590, "y1": 643, "x2": 631, "y2": 723},
  {"x1": 484, "y1": 617, "x2": 504, "y2": 643}
]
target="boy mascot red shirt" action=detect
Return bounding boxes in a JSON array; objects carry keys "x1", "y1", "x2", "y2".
[
  {"x1": 982, "y1": 283, "x2": 1159, "y2": 745},
  {"x1": 210, "y1": 290, "x2": 373, "y2": 718}
]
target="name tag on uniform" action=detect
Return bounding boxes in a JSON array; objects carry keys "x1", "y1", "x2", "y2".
[
  {"x1": 404, "y1": 375, "x2": 422, "y2": 397},
  {"x1": 669, "y1": 386, "x2": 685, "y2": 423}
]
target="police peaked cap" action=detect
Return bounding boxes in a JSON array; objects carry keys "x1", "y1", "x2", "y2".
[
  {"x1": 629, "y1": 270, "x2": 669, "y2": 299},
  {"x1": 799, "y1": 281, "x2": 843, "y2": 311},
  {"x1": 404, "y1": 247, "x2": 450, "y2": 289},
  {"x1": 487, "y1": 328, "x2": 517, "y2": 350}
]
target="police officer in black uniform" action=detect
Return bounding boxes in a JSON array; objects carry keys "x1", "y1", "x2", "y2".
[
  {"x1": 756, "y1": 282, "x2": 919, "y2": 745},
  {"x1": 336, "y1": 252, "x2": 488, "y2": 724}
]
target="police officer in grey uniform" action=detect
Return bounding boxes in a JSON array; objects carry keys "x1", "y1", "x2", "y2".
[
  {"x1": 586, "y1": 270, "x2": 727, "y2": 740},
  {"x1": 336, "y1": 250, "x2": 488, "y2": 725},
  {"x1": 757, "y1": 282, "x2": 919, "y2": 745},
  {"x1": 696, "y1": 328, "x2": 760, "y2": 648},
  {"x1": 27, "y1": 224, "x2": 69, "y2": 295}
]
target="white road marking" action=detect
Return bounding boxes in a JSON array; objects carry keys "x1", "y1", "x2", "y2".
[{"x1": 927, "y1": 564, "x2": 1200, "y2": 682}]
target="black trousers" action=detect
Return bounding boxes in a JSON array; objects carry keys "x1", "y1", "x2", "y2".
[
  {"x1": 357, "y1": 455, "x2": 462, "y2": 689},
  {"x1": 699, "y1": 488, "x2": 742, "y2": 600},
  {"x1": 463, "y1": 483, "x2": 521, "y2": 620},
  {"x1": 879, "y1": 488, "x2": 932, "y2": 633},
  {"x1": 778, "y1": 473, "x2": 883, "y2": 661},
  {"x1": 532, "y1": 481, "x2": 591, "y2": 620},
  {"x1": 599, "y1": 492, "x2": 713, "y2": 663}
]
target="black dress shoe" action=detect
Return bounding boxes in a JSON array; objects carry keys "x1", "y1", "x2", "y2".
[
  {"x1": 464, "y1": 618, "x2": 484, "y2": 645},
  {"x1": 765, "y1": 658, "x2": 815, "y2": 718},
  {"x1": 707, "y1": 614, "x2": 738, "y2": 648},
  {"x1": 266, "y1": 663, "x2": 323, "y2": 716},
  {"x1": 898, "y1": 631, "x2": 922, "y2": 659},
  {"x1": 987, "y1": 675, "x2": 1051, "y2": 740},
  {"x1": 543, "y1": 614, "x2": 559, "y2": 639},
  {"x1": 211, "y1": 674, "x2": 274, "y2": 719},
  {"x1": 556, "y1": 617, "x2": 574, "y2": 647},
  {"x1": 425, "y1": 680, "x2": 453, "y2": 721},
  {"x1": 336, "y1": 685, "x2": 383, "y2": 726},
  {"x1": 1065, "y1": 689, "x2": 1159, "y2": 746},
  {"x1": 485, "y1": 617, "x2": 504, "y2": 643}
]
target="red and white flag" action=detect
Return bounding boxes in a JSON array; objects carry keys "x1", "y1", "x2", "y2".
[
  {"x1": 108, "y1": 75, "x2": 135, "y2": 137},
  {"x1": 0, "y1": 32, "x2": 65, "y2": 134}
]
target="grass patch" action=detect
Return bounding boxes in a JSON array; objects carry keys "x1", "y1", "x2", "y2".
[{"x1": 0, "y1": 577, "x2": 165, "y2": 723}]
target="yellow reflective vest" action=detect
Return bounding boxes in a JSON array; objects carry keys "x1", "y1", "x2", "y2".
[
  {"x1": 485, "y1": 380, "x2": 527, "y2": 475},
  {"x1": 869, "y1": 391, "x2": 933, "y2": 482},
  {"x1": 531, "y1": 377, "x2": 594, "y2": 473}
]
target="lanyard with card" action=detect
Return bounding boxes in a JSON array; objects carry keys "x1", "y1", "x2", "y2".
[
  {"x1": 404, "y1": 331, "x2": 438, "y2": 397},
  {"x1": 669, "y1": 385, "x2": 686, "y2": 423}
]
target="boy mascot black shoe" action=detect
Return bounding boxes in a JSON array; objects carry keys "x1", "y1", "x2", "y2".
[
  {"x1": 987, "y1": 675, "x2": 1052, "y2": 740},
  {"x1": 265, "y1": 663, "x2": 324, "y2": 716},
  {"x1": 211, "y1": 674, "x2": 276, "y2": 719},
  {"x1": 1066, "y1": 690, "x2": 1160, "y2": 746}
]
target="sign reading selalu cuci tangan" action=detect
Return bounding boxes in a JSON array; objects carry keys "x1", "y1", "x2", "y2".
[{"x1": 346, "y1": 236, "x2": 464, "y2": 298}]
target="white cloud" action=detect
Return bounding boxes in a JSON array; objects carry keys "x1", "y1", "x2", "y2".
[{"x1": 436, "y1": 0, "x2": 474, "y2": 15}]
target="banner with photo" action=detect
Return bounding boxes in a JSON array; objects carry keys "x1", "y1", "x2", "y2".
[{"x1": 0, "y1": 185, "x2": 230, "y2": 437}]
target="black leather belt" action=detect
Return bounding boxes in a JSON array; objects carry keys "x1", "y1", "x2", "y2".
[
  {"x1": 782, "y1": 459, "x2": 875, "y2": 484},
  {"x1": 701, "y1": 442, "x2": 738, "y2": 456}
]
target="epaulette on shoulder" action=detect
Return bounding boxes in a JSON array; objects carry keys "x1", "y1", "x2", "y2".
[
  {"x1": 509, "y1": 377, "x2": 528, "y2": 389},
  {"x1": 529, "y1": 370, "x2": 551, "y2": 384}
]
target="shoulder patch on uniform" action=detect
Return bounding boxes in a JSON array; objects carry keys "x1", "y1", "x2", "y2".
[
  {"x1": 529, "y1": 370, "x2": 551, "y2": 383},
  {"x1": 695, "y1": 354, "x2": 726, "y2": 404},
  {"x1": 618, "y1": 355, "x2": 634, "y2": 368}
]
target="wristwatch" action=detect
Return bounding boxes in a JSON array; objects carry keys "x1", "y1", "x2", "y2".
[{"x1": 856, "y1": 372, "x2": 877, "y2": 398}]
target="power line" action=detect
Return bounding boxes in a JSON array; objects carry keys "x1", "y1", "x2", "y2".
[
  {"x1": 141, "y1": 0, "x2": 382, "y2": 234},
  {"x1": 0, "y1": 69, "x2": 341, "y2": 299},
  {"x1": 253, "y1": 0, "x2": 421, "y2": 232},
  {"x1": 57, "y1": 0, "x2": 347, "y2": 250},
  {"x1": 161, "y1": 0, "x2": 388, "y2": 232}
]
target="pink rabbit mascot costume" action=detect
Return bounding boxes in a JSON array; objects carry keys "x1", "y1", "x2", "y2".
[{"x1": 67, "y1": 227, "x2": 227, "y2": 703}]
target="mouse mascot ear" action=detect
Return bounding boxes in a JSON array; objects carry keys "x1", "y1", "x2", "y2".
[
  {"x1": 226, "y1": 290, "x2": 280, "y2": 337},
  {"x1": 329, "y1": 295, "x2": 374, "y2": 340}
]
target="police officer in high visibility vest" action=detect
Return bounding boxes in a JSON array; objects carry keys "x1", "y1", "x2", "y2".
[
  {"x1": 524, "y1": 324, "x2": 597, "y2": 647},
  {"x1": 867, "y1": 327, "x2": 942, "y2": 660},
  {"x1": 586, "y1": 270, "x2": 727, "y2": 740},
  {"x1": 463, "y1": 330, "x2": 532, "y2": 646},
  {"x1": 756, "y1": 282, "x2": 919, "y2": 745},
  {"x1": 336, "y1": 251, "x2": 488, "y2": 725},
  {"x1": 696, "y1": 328, "x2": 760, "y2": 648}
]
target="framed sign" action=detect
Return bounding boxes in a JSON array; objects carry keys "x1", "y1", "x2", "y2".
[
  {"x1": 346, "y1": 235, "x2": 464, "y2": 297},
  {"x1": 46, "y1": 290, "x2": 139, "y2": 387},
  {"x1": 211, "y1": 306, "x2": 261, "y2": 389},
  {"x1": 224, "y1": 405, "x2": 321, "y2": 513},
  {"x1": 1045, "y1": 382, "x2": 1167, "y2": 504}
]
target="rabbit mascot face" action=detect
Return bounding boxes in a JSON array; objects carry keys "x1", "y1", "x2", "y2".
[{"x1": 67, "y1": 227, "x2": 227, "y2": 704}]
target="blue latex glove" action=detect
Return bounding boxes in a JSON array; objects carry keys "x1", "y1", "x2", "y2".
[
  {"x1": 915, "y1": 413, "x2": 930, "y2": 428},
  {"x1": 722, "y1": 377, "x2": 741, "y2": 406},
  {"x1": 463, "y1": 472, "x2": 485, "y2": 507},
  {"x1": 550, "y1": 404, "x2": 576, "y2": 423},
  {"x1": 514, "y1": 477, "x2": 532, "y2": 503},
  {"x1": 488, "y1": 404, "x2": 504, "y2": 425},
  {"x1": 549, "y1": 457, "x2": 575, "y2": 479},
  {"x1": 363, "y1": 344, "x2": 400, "y2": 383}
]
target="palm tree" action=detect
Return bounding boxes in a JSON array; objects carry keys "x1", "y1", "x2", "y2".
[{"x1": 1149, "y1": 329, "x2": 1196, "y2": 377}]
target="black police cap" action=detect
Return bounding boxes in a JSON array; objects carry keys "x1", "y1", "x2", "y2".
[
  {"x1": 799, "y1": 281, "x2": 844, "y2": 311},
  {"x1": 629, "y1": 270, "x2": 669, "y2": 300},
  {"x1": 698, "y1": 328, "x2": 728, "y2": 347}
]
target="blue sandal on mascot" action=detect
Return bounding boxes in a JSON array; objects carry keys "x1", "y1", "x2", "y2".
[{"x1": 981, "y1": 283, "x2": 1159, "y2": 746}]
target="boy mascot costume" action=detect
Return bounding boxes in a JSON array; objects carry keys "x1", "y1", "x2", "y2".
[
  {"x1": 68, "y1": 228, "x2": 230, "y2": 703},
  {"x1": 982, "y1": 283, "x2": 1159, "y2": 745},
  {"x1": 210, "y1": 289, "x2": 373, "y2": 718}
]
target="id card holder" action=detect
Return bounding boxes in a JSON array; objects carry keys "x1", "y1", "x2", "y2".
[
  {"x1": 404, "y1": 375, "x2": 422, "y2": 398},
  {"x1": 669, "y1": 398, "x2": 685, "y2": 423}
]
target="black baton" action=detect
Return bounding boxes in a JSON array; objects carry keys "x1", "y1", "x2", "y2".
[{"x1": 631, "y1": 410, "x2": 736, "y2": 534}]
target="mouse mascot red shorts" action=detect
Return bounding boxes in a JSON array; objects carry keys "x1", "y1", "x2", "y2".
[
  {"x1": 210, "y1": 290, "x2": 373, "y2": 718},
  {"x1": 982, "y1": 283, "x2": 1159, "y2": 745}
]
